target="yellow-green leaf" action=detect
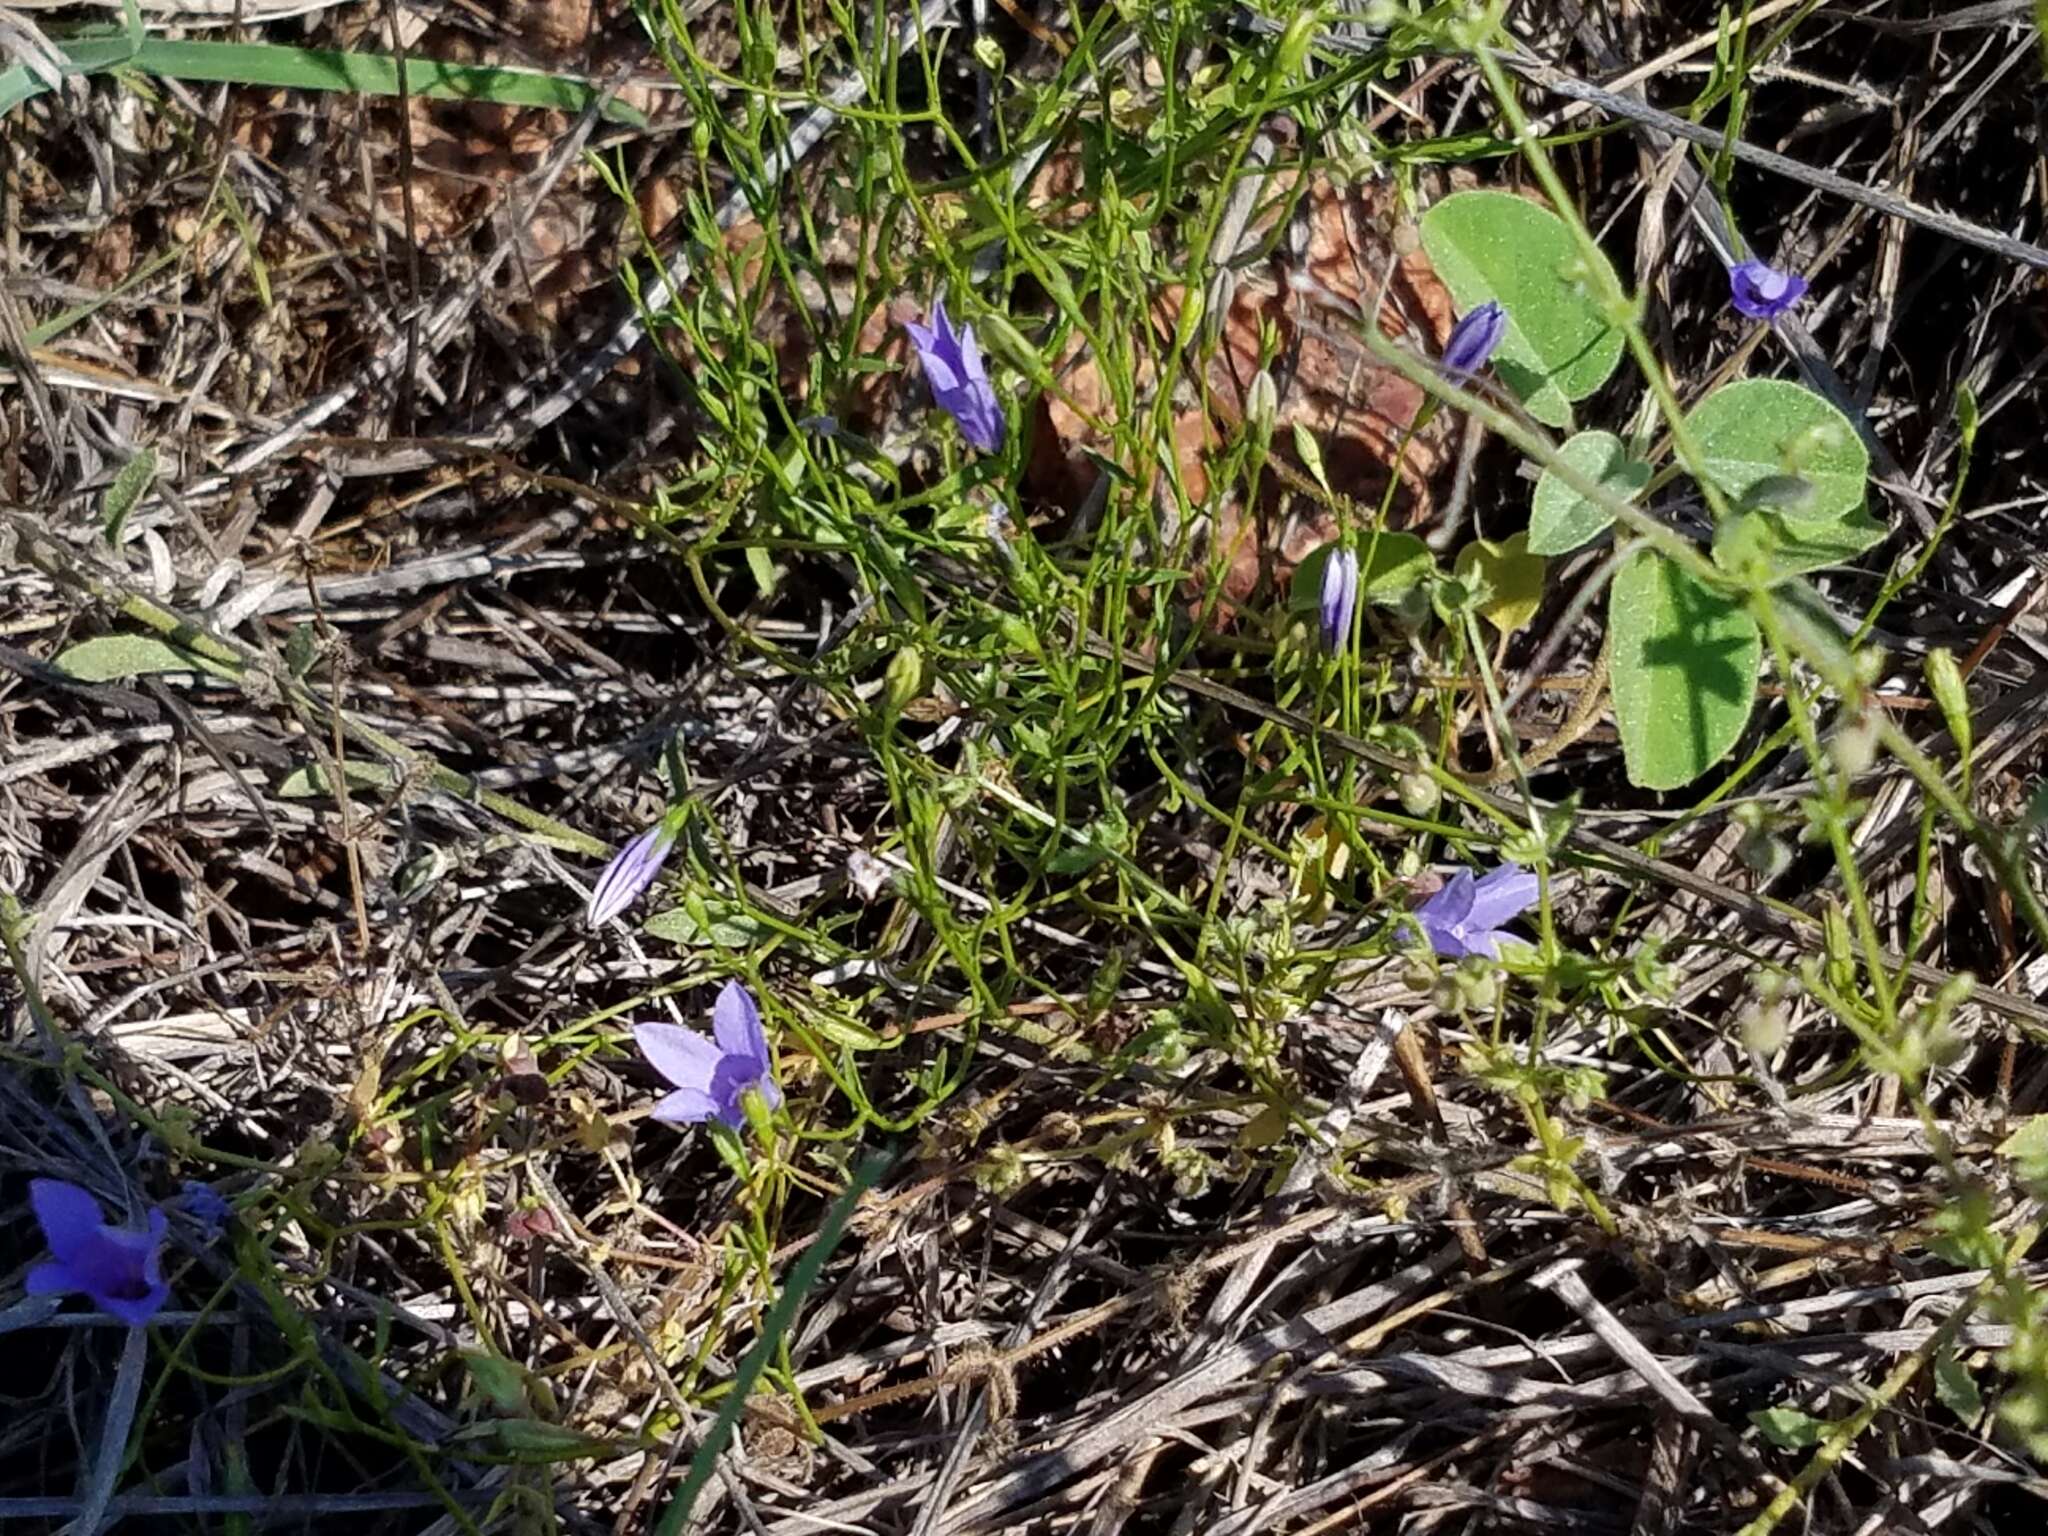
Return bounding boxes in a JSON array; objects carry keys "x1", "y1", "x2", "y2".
[{"x1": 1456, "y1": 532, "x2": 1547, "y2": 636}]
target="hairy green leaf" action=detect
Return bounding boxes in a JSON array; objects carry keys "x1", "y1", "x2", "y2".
[
  {"x1": 1609, "y1": 552, "x2": 1760, "y2": 790},
  {"x1": 1419, "y1": 190, "x2": 1626, "y2": 428},
  {"x1": 1712, "y1": 505, "x2": 1886, "y2": 583},
  {"x1": 54, "y1": 633, "x2": 194, "y2": 682},
  {"x1": 1529, "y1": 429, "x2": 1649, "y2": 555},
  {"x1": 1686, "y1": 379, "x2": 1869, "y2": 524}
]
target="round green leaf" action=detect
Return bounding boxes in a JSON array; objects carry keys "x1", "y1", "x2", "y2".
[
  {"x1": 1529, "y1": 430, "x2": 1650, "y2": 555},
  {"x1": 1713, "y1": 505, "x2": 1887, "y2": 584},
  {"x1": 1609, "y1": 552, "x2": 1760, "y2": 791},
  {"x1": 1359, "y1": 531, "x2": 1434, "y2": 604},
  {"x1": 1685, "y1": 379, "x2": 1869, "y2": 523},
  {"x1": 1419, "y1": 190, "x2": 1626, "y2": 428},
  {"x1": 1751, "y1": 1406, "x2": 1835, "y2": 1451}
]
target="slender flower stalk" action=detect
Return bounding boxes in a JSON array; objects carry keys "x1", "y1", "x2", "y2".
[
  {"x1": 1441, "y1": 300, "x2": 1507, "y2": 379},
  {"x1": 27, "y1": 1179, "x2": 170, "y2": 1326},
  {"x1": 1319, "y1": 546, "x2": 1359, "y2": 652},
  {"x1": 1411, "y1": 864, "x2": 1540, "y2": 959},
  {"x1": 636, "y1": 981, "x2": 781, "y2": 1130},
  {"x1": 1727, "y1": 259, "x2": 1807, "y2": 320},
  {"x1": 904, "y1": 298, "x2": 1006, "y2": 453},
  {"x1": 587, "y1": 821, "x2": 676, "y2": 926}
]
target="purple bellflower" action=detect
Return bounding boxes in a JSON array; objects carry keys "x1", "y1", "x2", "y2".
[
  {"x1": 588, "y1": 821, "x2": 677, "y2": 927},
  {"x1": 1442, "y1": 301, "x2": 1507, "y2": 380},
  {"x1": 635, "y1": 981, "x2": 782, "y2": 1130},
  {"x1": 27, "y1": 1179, "x2": 170, "y2": 1326},
  {"x1": 175, "y1": 1180, "x2": 232, "y2": 1243},
  {"x1": 1728, "y1": 259, "x2": 1806, "y2": 320},
  {"x1": 904, "y1": 299, "x2": 1005, "y2": 454},
  {"x1": 1412, "y1": 863, "x2": 1540, "y2": 960},
  {"x1": 1320, "y1": 546, "x2": 1359, "y2": 651}
]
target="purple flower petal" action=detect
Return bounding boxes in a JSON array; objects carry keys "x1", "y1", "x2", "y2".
[
  {"x1": 703, "y1": 1063, "x2": 782, "y2": 1128},
  {"x1": 707, "y1": 1061, "x2": 758, "y2": 1127},
  {"x1": 931, "y1": 297, "x2": 962, "y2": 352},
  {"x1": 588, "y1": 823, "x2": 676, "y2": 926},
  {"x1": 651, "y1": 1085, "x2": 720, "y2": 1125},
  {"x1": 915, "y1": 340, "x2": 962, "y2": 394},
  {"x1": 1319, "y1": 546, "x2": 1359, "y2": 652},
  {"x1": 1728, "y1": 259, "x2": 1807, "y2": 320},
  {"x1": 637, "y1": 986, "x2": 782, "y2": 1136},
  {"x1": 1465, "y1": 865, "x2": 1540, "y2": 931},
  {"x1": 1421, "y1": 869, "x2": 1477, "y2": 928},
  {"x1": 30, "y1": 1178, "x2": 104, "y2": 1264},
  {"x1": 711, "y1": 981, "x2": 767, "y2": 1065},
  {"x1": 27, "y1": 1185, "x2": 170, "y2": 1325},
  {"x1": 634, "y1": 1023, "x2": 724, "y2": 1095},
  {"x1": 904, "y1": 298, "x2": 1007, "y2": 454},
  {"x1": 1442, "y1": 301, "x2": 1506, "y2": 379},
  {"x1": 97, "y1": 1280, "x2": 170, "y2": 1329},
  {"x1": 25, "y1": 1258, "x2": 82, "y2": 1297},
  {"x1": 1420, "y1": 917, "x2": 1482, "y2": 960},
  {"x1": 175, "y1": 1181, "x2": 232, "y2": 1241},
  {"x1": 1410, "y1": 864, "x2": 1538, "y2": 961}
]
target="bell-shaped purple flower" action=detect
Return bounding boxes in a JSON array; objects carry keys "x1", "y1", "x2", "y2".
[
  {"x1": 1320, "y1": 545, "x2": 1359, "y2": 651},
  {"x1": 635, "y1": 981, "x2": 782, "y2": 1130},
  {"x1": 904, "y1": 299, "x2": 1005, "y2": 454},
  {"x1": 588, "y1": 821, "x2": 676, "y2": 926},
  {"x1": 1728, "y1": 259, "x2": 1806, "y2": 320},
  {"x1": 174, "y1": 1180, "x2": 232, "y2": 1242},
  {"x1": 1442, "y1": 301, "x2": 1506, "y2": 380},
  {"x1": 27, "y1": 1179, "x2": 170, "y2": 1326},
  {"x1": 1412, "y1": 863, "x2": 1540, "y2": 959}
]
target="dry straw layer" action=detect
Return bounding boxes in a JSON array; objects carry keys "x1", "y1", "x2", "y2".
[{"x1": 4, "y1": 2, "x2": 2048, "y2": 1533}]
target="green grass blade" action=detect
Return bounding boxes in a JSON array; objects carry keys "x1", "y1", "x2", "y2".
[
  {"x1": 129, "y1": 40, "x2": 649, "y2": 126},
  {"x1": 649, "y1": 1147, "x2": 895, "y2": 1536},
  {"x1": 7, "y1": 35, "x2": 648, "y2": 128}
]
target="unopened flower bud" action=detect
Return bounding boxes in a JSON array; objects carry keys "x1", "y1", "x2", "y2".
[
  {"x1": 1829, "y1": 711, "x2": 1880, "y2": 778},
  {"x1": 1245, "y1": 369, "x2": 1278, "y2": 453},
  {"x1": 1741, "y1": 1001, "x2": 1788, "y2": 1059},
  {"x1": 1396, "y1": 771, "x2": 1440, "y2": 817},
  {"x1": 1738, "y1": 825, "x2": 1793, "y2": 879}
]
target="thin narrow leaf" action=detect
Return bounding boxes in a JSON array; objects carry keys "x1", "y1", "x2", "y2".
[
  {"x1": 131, "y1": 40, "x2": 651, "y2": 126},
  {"x1": 9, "y1": 35, "x2": 647, "y2": 128},
  {"x1": 100, "y1": 448, "x2": 157, "y2": 543},
  {"x1": 649, "y1": 1148, "x2": 895, "y2": 1536},
  {"x1": 277, "y1": 761, "x2": 398, "y2": 797}
]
